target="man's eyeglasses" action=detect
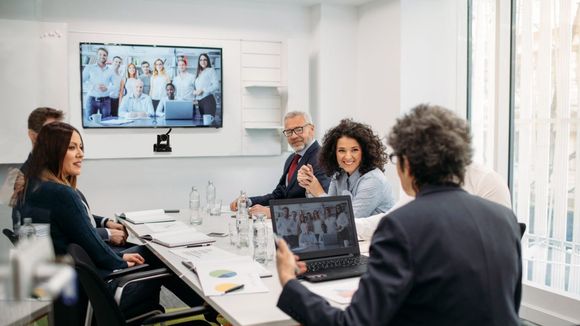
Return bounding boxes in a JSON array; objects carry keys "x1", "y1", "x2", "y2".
[
  {"x1": 282, "y1": 124, "x2": 311, "y2": 137},
  {"x1": 388, "y1": 153, "x2": 398, "y2": 165}
]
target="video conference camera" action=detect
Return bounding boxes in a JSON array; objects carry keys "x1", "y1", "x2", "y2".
[{"x1": 153, "y1": 128, "x2": 172, "y2": 152}]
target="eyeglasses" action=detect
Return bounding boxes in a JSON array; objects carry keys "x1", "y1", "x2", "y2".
[
  {"x1": 282, "y1": 124, "x2": 311, "y2": 137},
  {"x1": 388, "y1": 153, "x2": 398, "y2": 165}
]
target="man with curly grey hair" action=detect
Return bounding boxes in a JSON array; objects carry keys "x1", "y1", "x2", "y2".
[{"x1": 275, "y1": 104, "x2": 522, "y2": 325}]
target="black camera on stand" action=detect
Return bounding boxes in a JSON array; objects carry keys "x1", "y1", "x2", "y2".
[{"x1": 153, "y1": 128, "x2": 172, "y2": 152}]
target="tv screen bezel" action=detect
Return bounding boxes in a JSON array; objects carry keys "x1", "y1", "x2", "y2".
[{"x1": 79, "y1": 42, "x2": 223, "y2": 129}]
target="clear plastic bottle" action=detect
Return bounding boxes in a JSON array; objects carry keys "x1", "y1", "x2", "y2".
[
  {"x1": 252, "y1": 213, "x2": 267, "y2": 263},
  {"x1": 189, "y1": 186, "x2": 202, "y2": 225},
  {"x1": 18, "y1": 217, "x2": 37, "y2": 241},
  {"x1": 206, "y1": 180, "x2": 216, "y2": 214},
  {"x1": 237, "y1": 191, "x2": 249, "y2": 248}
]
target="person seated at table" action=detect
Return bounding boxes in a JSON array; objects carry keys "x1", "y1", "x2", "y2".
[
  {"x1": 11, "y1": 107, "x2": 128, "y2": 247},
  {"x1": 297, "y1": 119, "x2": 395, "y2": 218},
  {"x1": 230, "y1": 111, "x2": 331, "y2": 217},
  {"x1": 355, "y1": 161, "x2": 513, "y2": 240},
  {"x1": 155, "y1": 82, "x2": 176, "y2": 117},
  {"x1": 275, "y1": 104, "x2": 522, "y2": 325},
  {"x1": 118, "y1": 79, "x2": 154, "y2": 119},
  {"x1": 21, "y1": 122, "x2": 205, "y2": 317},
  {"x1": 298, "y1": 224, "x2": 317, "y2": 248}
]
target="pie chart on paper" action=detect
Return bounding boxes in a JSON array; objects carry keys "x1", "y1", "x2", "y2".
[{"x1": 209, "y1": 269, "x2": 237, "y2": 278}]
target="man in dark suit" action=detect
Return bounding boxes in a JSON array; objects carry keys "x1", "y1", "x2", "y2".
[
  {"x1": 275, "y1": 104, "x2": 522, "y2": 325},
  {"x1": 12, "y1": 107, "x2": 128, "y2": 247},
  {"x1": 230, "y1": 111, "x2": 330, "y2": 217}
]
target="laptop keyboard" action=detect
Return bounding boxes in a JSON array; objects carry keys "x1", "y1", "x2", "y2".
[{"x1": 306, "y1": 255, "x2": 368, "y2": 272}]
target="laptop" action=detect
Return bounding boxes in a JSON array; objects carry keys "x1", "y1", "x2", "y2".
[
  {"x1": 164, "y1": 100, "x2": 193, "y2": 120},
  {"x1": 270, "y1": 195, "x2": 368, "y2": 282}
]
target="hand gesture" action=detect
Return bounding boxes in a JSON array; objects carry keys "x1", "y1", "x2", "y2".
[
  {"x1": 109, "y1": 229, "x2": 127, "y2": 246},
  {"x1": 122, "y1": 253, "x2": 144, "y2": 267},
  {"x1": 296, "y1": 164, "x2": 325, "y2": 196},
  {"x1": 275, "y1": 238, "x2": 307, "y2": 286}
]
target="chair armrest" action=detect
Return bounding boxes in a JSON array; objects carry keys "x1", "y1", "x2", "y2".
[
  {"x1": 104, "y1": 263, "x2": 150, "y2": 281},
  {"x1": 113, "y1": 268, "x2": 172, "y2": 304},
  {"x1": 116, "y1": 267, "x2": 170, "y2": 287},
  {"x1": 142, "y1": 306, "x2": 213, "y2": 325}
]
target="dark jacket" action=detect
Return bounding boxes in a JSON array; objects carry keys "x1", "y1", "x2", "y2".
[
  {"x1": 250, "y1": 141, "x2": 330, "y2": 206},
  {"x1": 12, "y1": 154, "x2": 109, "y2": 240},
  {"x1": 27, "y1": 180, "x2": 127, "y2": 272},
  {"x1": 278, "y1": 185, "x2": 522, "y2": 326}
]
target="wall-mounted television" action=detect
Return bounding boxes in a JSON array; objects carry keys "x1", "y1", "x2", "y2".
[{"x1": 80, "y1": 42, "x2": 223, "y2": 129}]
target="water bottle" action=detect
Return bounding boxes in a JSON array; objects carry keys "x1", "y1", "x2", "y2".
[
  {"x1": 189, "y1": 186, "x2": 202, "y2": 225},
  {"x1": 253, "y1": 213, "x2": 267, "y2": 263},
  {"x1": 206, "y1": 180, "x2": 216, "y2": 214},
  {"x1": 237, "y1": 191, "x2": 249, "y2": 248},
  {"x1": 18, "y1": 217, "x2": 37, "y2": 241}
]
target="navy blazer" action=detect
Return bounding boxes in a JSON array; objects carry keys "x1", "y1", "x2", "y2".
[
  {"x1": 277, "y1": 185, "x2": 522, "y2": 326},
  {"x1": 28, "y1": 181, "x2": 127, "y2": 272},
  {"x1": 250, "y1": 141, "x2": 330, "y2": 206}
]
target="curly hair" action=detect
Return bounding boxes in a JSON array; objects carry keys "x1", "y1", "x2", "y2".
[
  {"x1": 387, "y1": 104, "x2": 472, "y2": 188},
  {"x1": 319, "y1": 119, "x2": 388, "y2": 176}
]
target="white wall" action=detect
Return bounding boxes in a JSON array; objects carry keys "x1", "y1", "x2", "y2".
[
  {"x1": 0, "y1": 0, "x2": 314, "y2": 240},
  {"x1": 400, "y1": 0, "x2": 467, "y2": 116},
  {"x1": 310, "y1": 4, "x2": 358, "y2": 136}
]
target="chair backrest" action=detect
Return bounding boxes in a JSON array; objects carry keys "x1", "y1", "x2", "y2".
[
  {"x1": 2, "y1": 228, "x2": 18, "y2": 245},
  {"x1": 68, "y1": 244, "x2": 126, "y2": 326},
  {"x1": 518, "y1": 223, "x2": 527, "y2": 239}
]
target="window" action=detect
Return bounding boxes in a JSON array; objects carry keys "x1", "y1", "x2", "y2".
[
  {"x1": 511, "y1": 0, "x2": 580, "y2": 296},
  {"x1": 471, "y1": 0, "x2": 580, "y2": 299}
]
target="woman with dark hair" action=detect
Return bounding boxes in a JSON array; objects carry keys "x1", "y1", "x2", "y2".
[
  {"x1": 22, "y1": 122, "x2": 204, "y2": 317},
  {"x1": 193, "y1": 53, "x2": 219, "y2": 120},
  {"x1": 297, "y1": 119, "x2": 395, "y2": 217}
]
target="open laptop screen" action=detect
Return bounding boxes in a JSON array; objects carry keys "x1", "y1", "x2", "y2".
[{"x1": 269, "y1": 196, "x2": 360, "y2": 260}]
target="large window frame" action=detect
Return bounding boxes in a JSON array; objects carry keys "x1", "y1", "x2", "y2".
[{"x1": 468, "y1": 0, "x2": 580, "y2": 324}]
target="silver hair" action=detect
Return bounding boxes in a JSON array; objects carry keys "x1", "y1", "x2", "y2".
[{"x1": 284, "y1": 111, "x2": 312, "y2": 124}]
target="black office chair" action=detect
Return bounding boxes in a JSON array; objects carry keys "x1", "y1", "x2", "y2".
[
  {"x1": 2, "y1": 228, "x2": 18, "y2": 245},
  {"x1": 518, "y1": 222, "x2": 527, "y2": 239},
  {"x1": 67, "y1": 244, "x2": 213, "y2": 326}
]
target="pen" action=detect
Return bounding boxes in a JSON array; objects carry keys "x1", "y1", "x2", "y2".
[
  {"x1": 165, "y1": 209, "x2": 180, "y2": 213},
  {"x1": 223, "y1": 284, "x2": 245, "y2": 294},
  {"x1": 186, "y1": 243, "x2": 212, "y2": 248},
  {"x1": 181, "y1": 261, "x2": 198, "y2": 274}
]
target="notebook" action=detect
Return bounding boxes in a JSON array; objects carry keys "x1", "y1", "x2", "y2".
[
  {"x1": 165, "y1": 100, "x2": 193, "y2": 120},
  {"x1": 116, "y1": 209, "x2": 175, "y2": 224},
  {"x1": 270, "y1": 195, "x2": 368, "y2": 283},
  {"x1": 140, "y1": 227, "x2": 215, "y2": 248}
]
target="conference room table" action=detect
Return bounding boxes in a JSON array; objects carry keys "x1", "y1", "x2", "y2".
[{"x1": 121, "y1": 210, "x2": 367, "y2": 326}]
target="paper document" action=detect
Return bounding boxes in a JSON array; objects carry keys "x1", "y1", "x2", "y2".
[
  {"x1": 145, "y1": 221, "x2": 188, "y2": 233},
  {"x1": 195, "y1": 256, "x2": 269, "y2": 296},
  {"x1": 305, "y1": 278, "x2": 360, "y2": 304},
  {"x1": 146, "y1": 228, "x2": 215, "y2": 248},
  {"x1": 171, "y1": 246, "x2": 272, "y2": 278},
  {"x1": 116, "y1": 209, "x2": 175, "y2": 224}
]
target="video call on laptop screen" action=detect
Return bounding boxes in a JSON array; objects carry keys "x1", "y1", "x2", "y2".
[{"x1": 271, "y1": 197, "x2": 358, "y2": 255}]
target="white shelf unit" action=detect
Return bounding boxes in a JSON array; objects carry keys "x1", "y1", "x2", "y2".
[{"x1": 241, "y1": 40, "x2": 285, "y2": 155}]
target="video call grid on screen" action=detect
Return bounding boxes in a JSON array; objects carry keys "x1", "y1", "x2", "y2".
[
  {"x1": 79, "y1": 42, "x2": 223, "y2": 129},
  {"x1": 271, "y1": 198, "x2": 358, "y2": 255}
]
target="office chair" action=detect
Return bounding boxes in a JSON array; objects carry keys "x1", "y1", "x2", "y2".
[
  {"x1": 518, "y1": 222, "x2": 527, "y2": 239},
  {"x1": 2, "y1": 228, "x2": 18, "y2": 245},
  {"x1": 68, "y1": 244, "x2": 213, "y2": 326}
]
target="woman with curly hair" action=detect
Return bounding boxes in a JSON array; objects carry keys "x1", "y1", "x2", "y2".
[{"x1": 297, "y1": 118, "x2": 395, "y2": 217}]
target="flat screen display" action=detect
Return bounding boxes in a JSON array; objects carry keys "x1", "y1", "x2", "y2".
[{"x1": 80, "y1": 42, "x2": 223, "y2": 129}]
